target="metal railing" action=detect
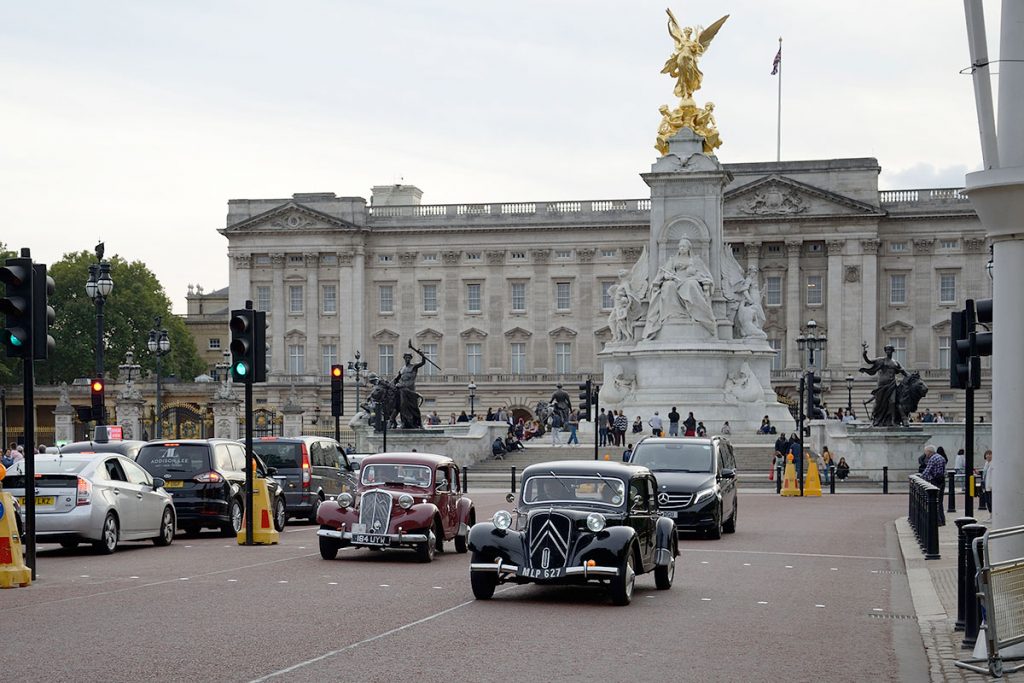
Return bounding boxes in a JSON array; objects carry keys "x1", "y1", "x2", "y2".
[{"x1": 908, "y1": 474, "x2": 942, "y2": 559}]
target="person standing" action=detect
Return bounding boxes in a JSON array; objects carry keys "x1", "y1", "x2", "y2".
[
  {"x1": 683, "y1": 411, "x2": 697, "y2": 437},
  {"x1": 981, "y1": 449, "x2": 993, "y2": 515},
  {"x1": 695, "y1": 421, "x2": 707, "y2": 437},
  {"x1": 622, "y1": 443, "x2": 633, "y2": 462},
  {"x1": 648, "y1": 412, "x2": 664, "y2": 437},
  {"x1": 598, "y1": 408, "x2": 608, "y2": 447},
  {"x1": 667, "y1": 407, "x2": 681, "y2": 437},
  {"x1": 567, "y1": 410, "x2": 580, "y2": 445},
  {"x1": 954, "y1": 448, "x2": 966, "y2": 492},
  {"x1": 721, "y1": 421, "x2": 732, "y2": 435},
  {"x1": 605, "y1": 409, "x2": 616, "y2": 446},
  {"x1": 920, "y1": 444, "x2": 947, "y2": 525},
  {"x1": 550, "y1": 410, "x2": 564, "y2": 446},
  {"x1": 614, "y1": 410, "x2": 628, "y2": 447}
]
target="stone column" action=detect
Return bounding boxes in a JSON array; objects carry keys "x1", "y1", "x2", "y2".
[
  {"x1": 305, "y1": 253, "x2": 320, "y2": 377},
  {"x1": 271, "y1": 253, "x2": 286, "y2": 375},
  {"x1": 576, "y1": 248, "x2": 597, "y2": 371},
  {"x1": 744, "y1": 242, "x2": 761, "y2": 270},
  {"x1": 338, "y1": 251, "x2": 354, "y2": 361},
  {"x1": 115, "y1": 396, "x2": 145, "y2": 442},
  {"x1": 785, "y1": 240, "x2": 803, "y2": 369},
  {"x1": 826, "y1": 239, "x2": 845, "y2": 368},
  {"x1": 860, "y1": 239, "x2": 880, "y2": 353},
  {"x1": 353, "y1": 246, "x2": 366, "y2": 363},
  {"x1": 53, "y1": 384, "x2": 75, "y2": 445},
  {"x1": 211, "y1": 397, "x2": 241, "y2": 439},
  {"x1": 281, "y1": 387, "x2": 304, "y2": 437},
  {"x1": 531, "y1": 249, "x2": 552, "y2": 372},
  {"x1": 229, "y1": 254, "x2": 252, "y2": 311},
  {"x1": 485, "y1": 250, "x2": 507, "y2": 371}
]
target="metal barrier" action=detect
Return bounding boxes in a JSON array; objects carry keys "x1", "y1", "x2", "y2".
[
  {"x1": 956, "y1": 524, "x2": 1024, "y2": 677},
  {"x1": 907, "y1": 474, "x2": 941, "y2": 559}
]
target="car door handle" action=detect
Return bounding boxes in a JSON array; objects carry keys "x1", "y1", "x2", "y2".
[{"x1": 113, "y1": 488, "x2": 120, "y2": 495}]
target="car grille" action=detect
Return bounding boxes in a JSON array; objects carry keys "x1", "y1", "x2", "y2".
[
  {"x1": 527, "y1": 512, "x2": 572, "y2": 570},
  {"x1": 657, "y1": 492, "x2": 694, "y2": 510},
  {"x1": 359, "y1": 490, "x2": 392, "y2": 533}
]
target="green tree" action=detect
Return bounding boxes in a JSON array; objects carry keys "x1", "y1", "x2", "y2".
[{"x1": 38, "y1": 251, "x2": 204, "y2": 385}]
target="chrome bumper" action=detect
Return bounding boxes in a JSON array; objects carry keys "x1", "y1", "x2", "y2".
[
  {"x1": 317, "y1": 528, "x2": 428, "y2": 544},
  {"x1": 470, "y1": 559, "x2": 619, "y2": 578}
]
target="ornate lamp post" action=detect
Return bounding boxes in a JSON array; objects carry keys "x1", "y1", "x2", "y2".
[
  {"x1": 347, "y1": 350, "x2": 368, "y2": 411},
  {"x1": 846, "y1": 375, "x2": 854, "y2": 415},
  {"x1": 147, "y1": 316, "x2": 171, "y2": 438},
  {"x1": 215, "y1": 350, "x2": 231, "y2": 387},
  {"x1": 467, "y1": 380, "x2": 477, "y2": 419},
  {"x1": 796, "y1": 319, "x2": 827, "y2": 369},
  {"x1": 85, "y1": 246, "x2": 114, "y2": 378},
  {"x1": 118, "y1": 351, "x2": 141, "y2": 388}
]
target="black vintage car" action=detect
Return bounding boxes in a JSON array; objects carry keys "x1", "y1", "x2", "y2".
[{"x1": 468, "y1": 461, "x2": 678, "y2": 605}]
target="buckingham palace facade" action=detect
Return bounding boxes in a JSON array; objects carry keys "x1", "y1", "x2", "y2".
[{"x1": 216, "y1": 157, "x2": 992, "y2": 420}]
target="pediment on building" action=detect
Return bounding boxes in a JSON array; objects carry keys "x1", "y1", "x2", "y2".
[
  {"x1": 371, "y1": 328, "x2": 400, "y2": 342},
  {"x1": 284, "y1": 328, "x2": 306, "y2": 339},
  {"x1": 931, "y1": 319, "x2": 951, "y2": 332},
  {"x1": 594, "y1": 326, "x2": 612, "y2": 339},
  {"x1": 415, "y1": 328, "x2": 443, "y2": 341},
  {"x1": 220, "y1": 201, "x2": 361, "y2": 235},
  {"x1": 724, "y1": 175, "x2": 883, "y2": 221},
  {"x1": 503, "y1": 326, "x2": 533, "y2": 339},
  {"x1": 548, "y1": 326, "x2": 578, "y2": 338},
  {"x1": 880, "y1": 319, "x2": 914, "y2": 334},
  {"x1": 459, "y1": 327, "x2": 488, "y2": 340}
]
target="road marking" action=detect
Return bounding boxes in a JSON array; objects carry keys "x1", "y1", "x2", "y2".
[
  {"x1": 701, "y1": 598, "x2": 711, "y2": 601},
  {"x1": 681, "y1": 548, "x2": 897, "y2": 561},
  {"x1": 757, "y1": 601, "x2": 768, "y2": 605},
  {"x1": 432, "y1": 586, "x2": 444, "y2": 589},
  {"x1": 743, "y1": 563, "x2": 751, "y2": 567},
  {"x1": 700, "y1": 561, "x2": 709, "y2": 564},
  {"x1": 79, "y1": 575, "x2": 89, "y2": 578},
  {"x1": 785, "y1": 565, "x2": 794, "y2": 569},
  {"x1": 328, "y1": 582, "x2": 338, "y2": 585},
  {"x1": 228, "y1": 579, "x2": 238, "y2": 582},
  {"x1": 129, "y1": 576, "x2": 139, "y2": 579},
  {"x1": 278, "y1": 580, "x2": 288, "y2": 584},
  {"x1": 816, "y1": 604, "x2": 825, "y2": 608},
  {"x1": 830, "y1": 567, "x2": 838, "y2": 571},
  {"x1": 379, "y1": 584, "x2": 390, "y2": 588},
  {"x1": 179, "y1": 577, "x2": 189, "y2": 581}
]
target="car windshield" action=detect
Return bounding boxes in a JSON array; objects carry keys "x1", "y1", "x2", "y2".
[
  {"x1": 630, "y1": 442, "x2": 714, "y2": 473},
  {"x1": 251, "y1": 442, "x2": 302, "y2": 468},
  {"x1": 522, "y1": 475, "x2": 625, "y2": 507},
  {"x1": 360, "y1": 464, "x2": 431, "y2": 489},
  {"x1": 136, "y1": 445, "x2": 211, "y2": 474}
]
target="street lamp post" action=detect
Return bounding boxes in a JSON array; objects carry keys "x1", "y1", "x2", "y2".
[
  {"x1": 1, "y1": 387, "x2": 6, "y2": 451},
  {"x1": 347, "y1": 350, "x2": 368, "y2": 412},
  {"x1": 85, "y1": 250, "x2": 114, "y2": 380},
  {"x1": 147, "y1": 316, "x2": 171, "y2": 439},
  {"x1": 846, "y1": 375, "x2": 854, "y2": 416},
  {"x1": 468, "y1": 380, "x2": 477, "y2": 419},
  {"x1": 794, "y1": 320, "x2": 828, "y2": 496}
]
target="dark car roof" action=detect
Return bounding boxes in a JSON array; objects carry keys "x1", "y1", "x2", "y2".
[
  {"x1": 58, "y1": 440, "x2": 147, "y2": 454},
  {"x1": 521, "y1": 460, "x2": 651, "y2": 479},
  {"x1": 141, "y1": 439, "x2": 237, "y2": 447},
  {"x1": 359, "y1": 452, "x2": 455, "y2": 468}
]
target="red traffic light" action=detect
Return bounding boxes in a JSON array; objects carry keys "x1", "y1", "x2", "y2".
[
  {"x1": 331, "y1": 365, "x2": 343, "y2": 379},
  {"x1": 91, "y1": 379, "x2": 105, "y2": 393}
]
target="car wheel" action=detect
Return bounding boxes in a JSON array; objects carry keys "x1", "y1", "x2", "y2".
[
  {"x1": 706, "y1": 505, "x2": 723, "y2": 540},
  {"x1": 434, "y1": 520, "x2": 445, "y2": 554},
  {"x1": 59, "y1": 540, "x2": 78, "y2": 550},
  {"x1": 610, "y1": 548, "x2": 637, "y2": 606},
  {"x1": 416, "y1": 528, "x2": 437, "y2": 563},
  {"x1": 93, "y1": 513, "x2": 119, "y2": 555},
  {"x1": 470, "y1": 552, "x2": 497, "y2": 599},
  {"x1": 274, "y1": 497, "x2": 287, "y2": 532},
  {"x1": 723, "y1": 498, "x2": 738, "y2": 534},
  {"x1": 153, "y1": 507, "x2": 175, "y2": 546},
  {"x1": 308, "y1": 494, "x2": 323, "y2": 524},
  {"x1": 319, "y1": 531, "x2": 340, "y2": 560},
  {"x1": 221, "y1": 498, "x2": 243, "y2": 537},
  {"x1": 655, "y1": 544, "x2": 675, "y2": 590}
]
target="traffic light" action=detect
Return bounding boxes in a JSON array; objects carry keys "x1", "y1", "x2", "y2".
[
  {"x1": 330, "y1": 364, "x2": 344, "y2": 416},
  {"x1": 0, "y1": 256, "x2": 33, "y2": 358},
  {"x1": 253, "y1": 310, "x2": 267, "y2": 383},
  {"x1": 230, "y1": 309, "x2": 255, "y2": 382},
  {"x1": 950, "y1": 309, "x2": 969, "y2": 389},
  {"x1": 578, "y1": 379, "x2": 592, "y2": 421},
  {"x1": 806, "y1": 371, "x2": 825, "y2": 420},
  {"x1": 32, "y1": 263, "x2": 55, "y2": 360},
  {"x1": 90, "y1": 378, "x2": 106, "y2": 423},
  {"x1": 951, "y1": 298, "x2": 994, "y2": 390}
]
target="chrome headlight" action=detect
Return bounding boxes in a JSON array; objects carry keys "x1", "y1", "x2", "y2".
[
  {"x1": 586, "y1": 512, "x2": 607, "y2": 532},
  {"x1": 398, "y1": 493, "x2": 414, "y2": 509},
  {"x1": 492, "y1": 510, "x2": 513, "y2": 530},
  {"x1": 692, "y1": 486, "x2": 719, "y2": 506},
  {"x1": 337, "y1": 492, "x2": 353, "y2": 508}
]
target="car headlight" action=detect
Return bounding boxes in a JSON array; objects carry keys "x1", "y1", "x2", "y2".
[
  {"x1": 492, "y1": 510, "x2": 512, "y2": 530},
  {"x1": 337, "y1": 492, "x2": 353, "y2": 508},
  {"x1": 586, "y1": 512, "x2": 606, "y2": 532},
  {"x1": 398, "y1": 493, "x2": 414, "y2": 509},
  {"x1": 692, "y1": 486, "x2": 719, "y2": 506}
]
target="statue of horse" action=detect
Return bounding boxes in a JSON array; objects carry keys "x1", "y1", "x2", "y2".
[
  {"x1": 534, "y1": 401, "x2": 553, "y2": 426},
  {"x1": 896, "y1": 371, "x2": 929, "y2": 426},
  {"x1": 363, "y1": 378, "x2": 400, "y2": 431}
]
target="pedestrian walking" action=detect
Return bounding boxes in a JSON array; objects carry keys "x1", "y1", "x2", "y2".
[
  {"x1": 648, "y1": 412, "x2": 663, "y2": 437},
  {"x1": 605, "y1": 409, "x2": 616, "y2": 446},
  {"x1": 614, "y1": 411, "x2": 628, "y2": 447},
  {"x1": 981, "y1": 449, "x2": 993, "y2": 515},
  {"x1": 667, "y1": 407, "x2": 681, "y2": 437},
  {"x1": 567, "y1": 410, "x2": 580, "y2": 445},
  {"x1": 954, "y1": 448, "x2": 966, "y2": 492},
  {"x1": 683, "y1": 411, "x2": 697, "y2": 437},
  {"x1": 550, "y1": 410, "x2": 564, "y2": 446},
  {"x1": 721, "y1": 421, "x2": 731, "y2": 435},
  {"x1": 598, "y1": 408, "x2": 608, "y2": 447},
  {"x1": 920, "y1": 444, "x2": 947, "y2": 525}
]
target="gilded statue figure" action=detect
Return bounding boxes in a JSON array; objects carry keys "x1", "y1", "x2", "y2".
[{"x1": 661, "y1": 9, "x2": 729, "y2": 102}]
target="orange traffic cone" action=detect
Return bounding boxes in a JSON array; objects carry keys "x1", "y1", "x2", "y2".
[
  {"x1": 804, "y1": 459, "x2": 822, "y2": 497},
  {"x1": 780, "y1": 453, "x2": 800, "y2": 497}
]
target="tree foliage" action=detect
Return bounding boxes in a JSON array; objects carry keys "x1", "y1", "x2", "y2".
[{"x1": 32, "y1": 250, "x2": 205, "y2": 385}]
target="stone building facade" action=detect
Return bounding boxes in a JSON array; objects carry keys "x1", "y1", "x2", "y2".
[{"x1": 216, "y1": 157, "x2": 992, "y2": 421}]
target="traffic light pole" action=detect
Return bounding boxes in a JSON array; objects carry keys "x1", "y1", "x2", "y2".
[
  {"x1": 24, "y1": 327, "x2": 37, "y2": 578},
  {"x1": 335, "y1": 415, "x2": 340, "y2": 444},
  {"x1": 798, "y1": 373, "x2": 806, "y2": 497},
  {"x1": 964, "y1": 385, "x2": 974, "y2": 517},
  {"x1": 593, "y1": 385, "x2": 599, "y2": 462},
  {"x1": 244, "y1": 344, "x2": 254, "y2": 546}
]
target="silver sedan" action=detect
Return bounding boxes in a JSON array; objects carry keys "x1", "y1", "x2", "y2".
[{"x1": 5, "y1": 453, "x2": 176, "y2": 553}]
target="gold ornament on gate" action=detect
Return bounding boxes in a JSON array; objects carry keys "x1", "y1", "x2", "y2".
[{"x1": 655, "y1": 8, "x2": 728, "y2": 156}]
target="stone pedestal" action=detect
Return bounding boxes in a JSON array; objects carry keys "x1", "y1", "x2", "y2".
[
  {"x1": 53, "y1": 405, "x2": 75, "y2": 445},
  {"x1": 351, "y1": 421, "x2": 509, "y2": 468},
  {"x1": 211, "y1": 398, "x2": 241, "y2": 440},
  {"x1": 281, "y1": 390, "x2": 304, "y2": 438},
  {"x1": 115, "y1": 397, "x2": 146, "y2": 442},
  {"x1": 808, "y1": 420, "x2": 932, "y2": 482}
]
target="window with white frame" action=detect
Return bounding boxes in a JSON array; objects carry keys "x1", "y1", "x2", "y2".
[
  {"x1": 466, "y1": 343, "x2": 482, "y2": 374},
  {"x1": 255, "y1": 254, "x2": 271, "y2": 265},
  {"x1": 806, "y1": 275, "x2": 823, "y2": 306},
  {"x1": 766, "y1": 244, "x2": 782, "y2": 255},
  {"x1": 208, "y1": 338, "x2": 221, "y2": 350},
  {"x1": 379, "y1": 344, "x2": 394, "y2": 375},
  {"x1": 421, "y1": 343, "x2": 438, "y2": 376},
  {"x1": 379, "y1": 285, "x2": 394, "y2": 314},
  {"x1": 288, "y1": 344, "x2": 305, "y2": 374},
  {"x1": 511, "y1": 251, "x2": 527, "y2": 261},
  {"x1": 321, "y1": 344, "x2": 337, "y2": 375},
  {"x1": 289, "y1": 285, "x2": 304, "y2": 313},
  {"x1": 938, "y1": 335, "x2": 950, "y2": 370},
  {"x1": 889, "y1": 336, "x2": 907, "y2": 366},
  {"x1": 890, "y1": 241, "x2": 907, "y2": 253},
  {"x1": 422, "y1": 253, "x2": 437, "y2": 263},
  {"x1": 322, "y1": 285, "x2": 337, "y2": 314},
  {"x1": 555, "y1": 249, "x2": 573, "y2": 259},
  {"x1": 939, "y1": 239, "x2": 959, "y2": 249},
  {"x1": 288, "y1": 255, "x2": 303, "y2": 264},
  {"x1": 555, "y1": 282, "x2": 572, "y2": 311},
  {"x1": 256, "y1": 285, "x2": 271, "y2": 312},
  {"x1": 600, "y1": 249, "x2": 617, "y2": 258},
  {"x1": 890, "y1": 274, "x2": 907, "y2": 305},
  {"x1": 939, "y1": 273, "x2": 957, "y2": 304},
  {"x1": 768, "y1": 338, "x2": 783, "y2": 371},
  {"x1": 510, "y1": 342, "x2": 526, "y2": 375},
  {"x1": 555, "y1": 342, "x2": 572, "y2": 373},
  {"x1": 466, "y1": 283, "x2": 481, "y2": 313},
  {"x1": 510, "y1": 282, "x2": 526, "y2": 311},
  {"x1": 378, "y1": 254, "x2": 393, "y2": 263},
  {"x1": 422, "y1": 283, "x2": 438, "y2": 313},
  {"x1": 765, "y1": 276, "x2": 782, "y2": 306},
  {"x1": 600, "y1": 281, "x2": 615, "y2": 309},
  {"x1": 466, "y1": 252, "x2": 481, "y2": 261}
]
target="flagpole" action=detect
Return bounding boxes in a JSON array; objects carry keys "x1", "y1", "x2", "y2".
[{"x1": 776, "y1": 36, "x2": 782, "y2": 162}]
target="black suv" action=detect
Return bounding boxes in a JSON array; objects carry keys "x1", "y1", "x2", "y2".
[
  {"x1": 135, "y1": 439, "x2": 286, "y2": 536},
  {"x1": 628, "y1": 436, "x2": 738, "y2": 539},
  {"x1": 249, "y1": 436, "x2": 356, "y2": 522}
]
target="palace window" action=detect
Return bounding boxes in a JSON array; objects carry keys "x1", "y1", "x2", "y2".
[
  {"x1": 422, "y1": 283, "x2": 438, "y2": 313},
  {"x1": 288, "y1": 344, "x2": 305, "y2": 374},
  {"x1": 256, "y1": 285, "x2": 271, "y2": 312},
  {"x1": 379, "y1": 285, "x2": 394, "y2": 314},
  {"x1": 378, "y1": 344, "x2": 394, "y2": 375},
  {"x1": 938, "y1": 336, "x2": 950, "y2": 370},
  {"x1": 890, "y1": 241, "x2": 907, "y2": 253},
  {"x1": 511, "y1": 342, "x2": 526, "y2": 375},
  {"x1": 555, "y1": 282, "x2": 572, "y2": 311},
  {"x1": 805, "y1": 275, "x2": 823, "y2": 306},
  {"x1": 467, "y1": 283, "x2": 482, "y2": 313},
  {"x1": 322, "y1": 285, "x2": 337, "y2": 314},
  {"x1": 511, "y1": 282, "x2": 526, "y2": 311},
  {"x1": 765, "y1": 276, "x2": 782, "y2": 306},
  {"x1": 601, "y1": 281, "x2": 615, "y2": 310},
  {"x1": 555, "y1": 342, "x2": 572, "y2": 374},
  {"x1": 768, "y1": 338, "x2": 783, "y2": 371},
  {"x1": 289, "y1": 285, "x2": 304, "y2": 314},
  {"x1": 208, "y1": 338, "x2": 221, "y2": 350},
  {"x1": 600, "y1": 249, "x2": 617, "y2": 258},
  {"x1": 466, "y1": 343, "x2": 482, "y2": 374},
  {"x1": 321, "y1": 344, "x2": 337, "y2": 375},
  {"x1": 890, "y1": 274, "x2": 907, "y2": 305},
  {"x1": 889, "y1": 336, "x2": 907, "y2": 366},
  {"x1": 939, "y1": 273, "x2": 957, "y2": 304},
  {"x1": 421, "y1": 343, "x2": 438, "y2": 376}
]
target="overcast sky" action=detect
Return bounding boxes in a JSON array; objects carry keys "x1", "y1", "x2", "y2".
[{"x1": 0, "y1": 1, "x2": 1000, "y2": 312}]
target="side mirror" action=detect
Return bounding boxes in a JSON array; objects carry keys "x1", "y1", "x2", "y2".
[
  {"x1": 436, "y1": 478, "x2": 448, "y2": 491},
  {"x1": 720, "y1": 468, "x2": 736, "y2": 480},
  {"x1": 152, "y1": 477, "x2": 166, "y2": 489},
  {"x1": 631, "y1": 494, "x2": 644, "y2": 509},
  {"x1": 505, "y1": 492, "x2": 516, "y2": 504}
]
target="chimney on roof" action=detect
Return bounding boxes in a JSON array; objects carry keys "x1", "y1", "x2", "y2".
[{"x1": 371, "y1": 184, "x2": 423, "y2": 206}]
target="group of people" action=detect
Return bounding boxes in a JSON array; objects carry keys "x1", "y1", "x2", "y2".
[
  {"x1": 647, "y1": 408, "x2": 708, "y2": 438},
  {"x1": 597, "y1": 409, "x2": 632, "y2": 447},
  {"x1": 918, "y1": 445, "x2": 994, "y2": 524},
  {"x1": 1, "y1": 442, "x2": 26, "y2": 468},
  {"x1": 771, "y1": 434, "x2": 850, "y2": 484}
]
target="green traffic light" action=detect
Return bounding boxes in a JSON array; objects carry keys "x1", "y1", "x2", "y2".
[
  {"x1": 234, "y1": 362, "x2": 248, "y2": 376},
  {"x1": 10, "y1": 335, "x2": 22, "y2": 347}
]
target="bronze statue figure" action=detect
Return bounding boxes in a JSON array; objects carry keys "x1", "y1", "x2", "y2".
[
  {"x1": 549, "y1": 383, "x2": 572, "y2": 428},
  {"x1": 859, "y1": 342, "x2": 928, "y2": 427},
  {"x1": 362, "y1": 374, "x2": 400, "y2": 432},
  {"x1": 393, "y1": 347, "x2": 426, "y2": 429}
]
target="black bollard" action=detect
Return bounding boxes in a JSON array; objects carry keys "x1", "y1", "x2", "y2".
[
  {"x1": 883, "y1": 466, "x2": 889, "y2": 495},
  {"x1": 829, "y1": 465, "x2": 836, "y2": 494},
  {"x1": 953, "y1": 517, "x2": 976, "y2": 631},
  {"x1": 925, "y1": 487, "x2": 941, "y2": 560},
  {"x1": 775, "y1": 464, "x2": 782, "y2": 494},
  {"x1": 962, "y1": 523, "x2": 987, "y2": 649},
  {"x1": 947, "y1": 471, "x2": 957, "y2": 513},
  {"x1": 463, "y1": 466, "x2": 469, "y2": 493},
  {"x1": 510, "y1": 466, "x2": 516, "y2": 493}
]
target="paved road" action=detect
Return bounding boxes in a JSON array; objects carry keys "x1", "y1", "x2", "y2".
[{"x1": 1, "y1": 491, "x2": 927, "y2": 682}]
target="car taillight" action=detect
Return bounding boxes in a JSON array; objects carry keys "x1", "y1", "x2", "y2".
[
  {"x1": 76, "y1": 477, "x2": 92, "y2": 506},
  {"x1": 194, "y1": 471, "x2": 224, "y2": 483},
  {"x1": 301, "y1": 443, "x2": 311, "y2": 488}
]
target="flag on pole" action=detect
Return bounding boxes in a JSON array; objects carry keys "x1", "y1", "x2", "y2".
[{"x1": 771, "y1": 46, "x2": 782, "y2": 75}]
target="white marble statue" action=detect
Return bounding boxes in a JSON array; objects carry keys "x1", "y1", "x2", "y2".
[
  {"x1": 643, "y1": 238, "x2": 716, "y2": 338},
  {"x1": 735, "y1": 265, "x2": 767, "y2": 339},
  {"x1": 724, "y1": 362, "x2": 765, "y2": 403},
  {"x1": 608, "y1": 250, "x2": 649, "y2": 342}
]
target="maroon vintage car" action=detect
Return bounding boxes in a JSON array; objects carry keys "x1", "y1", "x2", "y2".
[{"x1": 316, "y1": 452, "x2": 475, "y2": 562}]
